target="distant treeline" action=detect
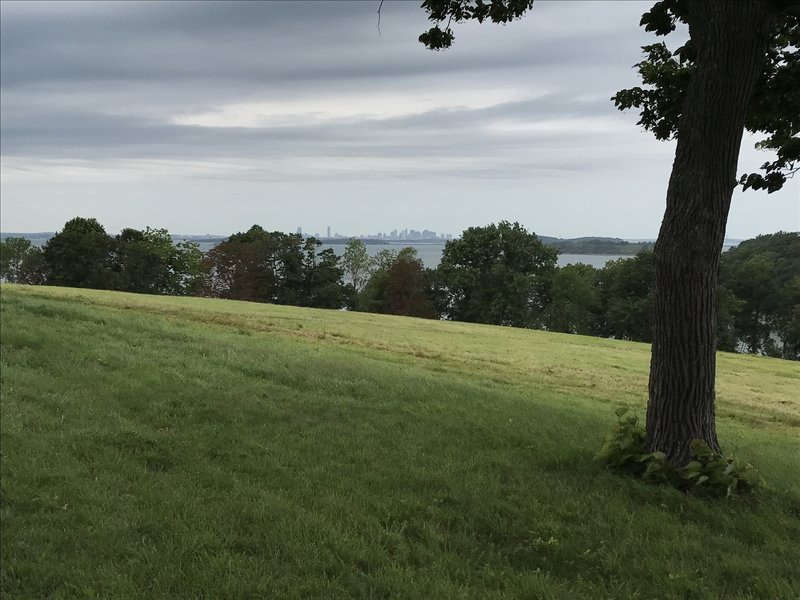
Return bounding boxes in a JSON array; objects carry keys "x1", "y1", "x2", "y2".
[
  {"x1": 1, "y1": 232, "x2": 656, "y2": 254},
  {"x1": 539, "y1": 236, "x2": 654, "y2": 255},
  {"x1": 2, "y1": 218, "x2": 797, "y2": 360}
]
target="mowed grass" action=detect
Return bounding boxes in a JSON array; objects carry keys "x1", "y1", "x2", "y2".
[{"x1": 1, "y1": 285, "x2": 798, "y2": 600}]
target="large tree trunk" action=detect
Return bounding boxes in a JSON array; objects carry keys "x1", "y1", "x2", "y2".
[{"x1": 646, "y1": 1, "x2": 774, "y2": 465}]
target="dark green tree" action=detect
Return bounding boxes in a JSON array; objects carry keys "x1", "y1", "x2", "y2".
[
  {"x1": 358, "y1": 248, "x2": 436, "y2": 317},
  {"x1": 201, "y1": 227, "x2": 348, "y2": 309},
  {"x1": 110, "y1": 227, "x2": 203, "y2": 296},
  {"x1": 719, "y1": 231, "x2": 800, "y2": 358},
  {"x1": 781, "y1": 292, "x2": 800, "y2": 359},
  {"x1": 544, "y1": 263, "x2": 601, "y2": 335},
  {"x1": 418, "y1": 0, "x2": 799, "y2": 464},
  {"x1": 172, "y1": 240, "x2": 204, "y2": 296},
  {"x1": 43, "y1": 217, "x2": 113, "y2": 289},
  {"x1": 716, "y1": 285, "x2": 744, "y2": 353},
  {"x1": 274, "y1": 233, "x2": 306, "y2": 306},
  {"x1": 201, "y1": 226, "x2": 279, "y2": 302},
  {"x1": 298, "y1": 237, "x2": 349, "y2": 309},
  {"x1": 597, "y1": 252, "x2": 655, "y2": 343},
  {"x1": 1, "y1": 237, "x2": 41, "y2": 284},
  {"x1": 384, "y1": 248, "x2": 437, "y2": 318},
  {"x1": 110, "y1": 228, "x2": 168, "y2": 294},
  {"x1": 357, "y1": 249, "x2": 398, "y2": 313},
  {"x1": 434, "y1": 221, "x2": 557, "y2": 328}
]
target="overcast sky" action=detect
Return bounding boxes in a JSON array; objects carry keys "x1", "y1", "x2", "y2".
[{"x1": 1, "y1": 1, "x2": 797, "y2": 239}]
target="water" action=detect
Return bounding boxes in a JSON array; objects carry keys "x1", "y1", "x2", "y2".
[
  {"x1": 320, "y1": 242, "x2": 624, "y2": 269},
  {"x1": 556, "y1": 254, "x2": 628, "y2": 268},
  {"x1": 5, "y1": 236, "x2": 627, "y2": 269}
]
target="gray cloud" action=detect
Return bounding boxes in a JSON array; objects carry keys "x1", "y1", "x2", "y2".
[
  {"x1": 1, "y1": 1, "x2": 796, "y2": 238},
  {"x1": 0, "y1": 91, "x2": 645, "y2": 184}
]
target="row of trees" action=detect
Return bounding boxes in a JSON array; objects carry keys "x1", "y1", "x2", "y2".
[
  {"x1": 542, "y1": 234, "x2": 800, "y2": 361},
  {"x1": 2, "y1": 218, "x2": 797, "y2": 360},
  {"x1": 0, "y1": 218, "x2": 202, "y2": 295}
]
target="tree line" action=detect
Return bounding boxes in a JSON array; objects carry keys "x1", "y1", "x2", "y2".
[{"x1": 2, "y1": 217, "x2": 797, "y2": 360}]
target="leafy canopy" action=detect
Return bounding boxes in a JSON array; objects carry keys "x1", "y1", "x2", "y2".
[
  {"x1": 612, "y1": 0, "x2": 800, "y2": 193},
  {"x1": 419, "y1": 0, "x2": 799, "y2": 193},
  {"x1": 434, "y1": 221, "x2": 557, "y2": 327}
]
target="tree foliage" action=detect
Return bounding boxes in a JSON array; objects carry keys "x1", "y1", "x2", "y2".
[
  {"x1": 419, "y1": 0, "x2": 534, "y2": 50},
  {"x1": 110, "y1": 227, "x2": 202, "y2": 296},
  {"x1": 9, "y1": 216, "x2": 797, "y2": 362},
  {"x1": 419, "y1": 0, "x2": 798, "y2": 192},
  {"x1": 719, "y1": 231, "x2": 800, "y2": 358},
  {"x1": 43, "y1": 217, "x2": 113, "y2": 289},
  {"x1": 612, "y1": 0, "x2": 800, "y2": 192},
  {"x1": 358, "y1": 248, "x2": 436, "y2": 318},
  {"x1": 201, "y1": 226, "x2": 348, "y2": 308},
  {"x1": 341, "y1": 239, "x2": 375, "y2": 296},
  {"x1": 597, "y1": 252, "x2": 655, "y2": 343},
  {"x1": 544, "y1": 263, "x2": 600, "y2": 336},
  {"x1": 0, "y1": 237, "x2": 46, "y2": 284},
  {"x1": 434, "y1": 221, "x2": 557, "y2": 327}
]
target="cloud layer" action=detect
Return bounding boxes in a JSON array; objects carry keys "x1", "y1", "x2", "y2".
[{"x1": 1, "y1": 1, "x2": 797, "y2": 237}]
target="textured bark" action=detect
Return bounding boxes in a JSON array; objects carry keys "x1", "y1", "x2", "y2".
[{"x1": 646, "y1": 1, "x2": 774, "y2": 465}]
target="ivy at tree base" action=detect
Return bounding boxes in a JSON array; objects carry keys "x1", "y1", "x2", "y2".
[{"x1": 595, "y1": 408, "x2": 763, "y2": 499}]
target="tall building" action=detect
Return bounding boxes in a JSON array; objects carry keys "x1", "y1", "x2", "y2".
[
  {"x1": 296, "y1": 226, "x2": 302, "y2": 235},
  {"x1": 327, "y1": 225, "x2": 331, "y2": 238}
]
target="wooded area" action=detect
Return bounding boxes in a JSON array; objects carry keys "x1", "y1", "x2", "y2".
[{"x1": 2, "y1": 218, "x2": 797, "y2": 361}]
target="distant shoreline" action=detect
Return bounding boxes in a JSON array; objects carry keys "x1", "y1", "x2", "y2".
[{"x1": 0, "y1": 232, "x2": 742, "y2": 255}]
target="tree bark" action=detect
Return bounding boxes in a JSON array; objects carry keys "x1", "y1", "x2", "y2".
[{"x1": 646, "y1": 1, "x2": 774, "y2": 465}]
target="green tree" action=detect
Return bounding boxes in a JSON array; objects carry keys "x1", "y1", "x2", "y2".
[
  {"x1": 597, "y1": 252, "x2": 655, "y2": 343},
  {"x1": 384, "y1": 248, "x2": 437, "y2": 318},
  {"x1": 358, "y1": 248, "x2": 435, "y2": 317},
  {"x1": 110, "y1": 228, "x2": 203, "y2": 296},
  {"x1": 418, "y1": 0, "x2": 799, "y2": 464},
  {"x1": 19, "y1": 247, "x2": 48, "y2": 285},
  {"x1": 341, "y1": 239, "x2": 375, "y2": 304},
  {"x1": 274, "y1": 233, "x2": 306, "y2": 306},
  {"x1": 298, "y1": 237, "x2": 349, "y2": 309},
  {"x1": 719, "y1": 231, "x2": 800, "y2": 358},
  {"x1": 43, "y1": 217, "x2": 113, "y2": 289},
  {"x1": 781, "y1": 292, "x2": 800, "y2": 359},
  {"x1": 357, "y1": 249, "x2": 398, "y2": 313},
  {"x1": 1, "y1": 237, "x2": 39, "y2": 283},
  {"x1": 172, "y1": 240, "x2": 204, "y2": 296},
  {"x1": 111, "y1": 228, "x2": 169, "y2": 294},
  {"x1": 726, "y1": 253, "x2": 781, "y2": 353},
  {"x1": 201, "y1": 228, "x2": 348, "y2": 309},
  {"x1": 716, "y1": 285, "x2": 744, "y2": 353},
  {"x1": 372, "y1": 248, "x2": 399, "y2": 272},
  {"x1": 434, "y1": 221, "x2": 557, "y2": 328},
  {"x1": 544, "y1": 263, "x2": 601, "y2": 336},
  {"x1": 201, "y1": 226, "x2": 279, "y2": 302}
]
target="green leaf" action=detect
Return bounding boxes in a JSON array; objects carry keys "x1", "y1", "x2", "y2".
[{"x1": 689, "y1": 439, "x2": 713, "y2": 459}]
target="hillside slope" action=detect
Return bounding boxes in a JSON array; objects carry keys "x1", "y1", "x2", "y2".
[{"x1": 1, "y1": 285, "x2": 798, "y2": 599}]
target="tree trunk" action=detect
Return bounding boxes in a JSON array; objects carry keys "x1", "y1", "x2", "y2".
[{"x1": 646, "y1": 1, "x2": 774, "y2": 465}]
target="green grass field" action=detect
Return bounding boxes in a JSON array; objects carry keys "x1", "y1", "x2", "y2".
[{"x1": 1, "y1": 284, "x2": 798, "y2": 599}]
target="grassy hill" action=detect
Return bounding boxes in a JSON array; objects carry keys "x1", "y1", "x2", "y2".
[{"x1": 1, "y1": 284, "x2": 798, "y2": 599}]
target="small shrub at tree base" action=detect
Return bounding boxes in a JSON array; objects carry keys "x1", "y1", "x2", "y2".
[
  {"x1": 596, "y1": 408, "x2": 763, "y2": 499},
  {"x1": 593, "y1": 407, "x2": 649, "y2": 475}
]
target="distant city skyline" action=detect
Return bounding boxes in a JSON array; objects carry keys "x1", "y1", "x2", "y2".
[{"x1": 298, "y1": 226, "x2": 453, "y2": 241}]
